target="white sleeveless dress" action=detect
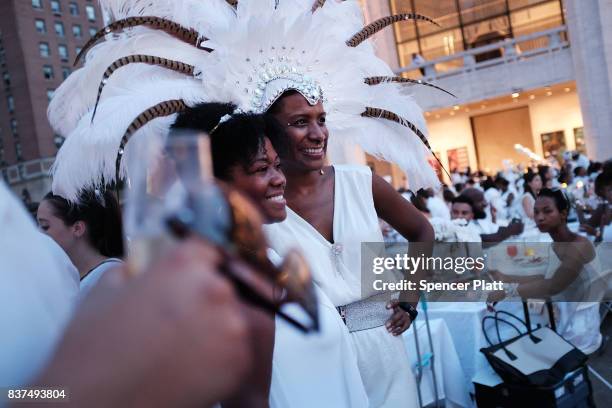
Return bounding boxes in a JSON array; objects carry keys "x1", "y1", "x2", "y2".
[
  {"x1": 264, "y1": 165, "x2": 418, "y2": 408},
  {"x1": 267, "y1": 250, "x2": 368, "y2": 408},
  {"x1": 545, "y1": 247, "x2": 602, "y2": 354}
]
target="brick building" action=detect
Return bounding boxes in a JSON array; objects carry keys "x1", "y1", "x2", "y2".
[{"x1": 0, "y1": 0, "x2": 103, "y2": 201}]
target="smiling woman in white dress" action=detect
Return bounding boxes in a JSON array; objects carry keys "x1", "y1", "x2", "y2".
[
  {"x1": 172, "y1": 102, "x2": 369, "y2": 408},
  {"x1": 264, "y1": 91, "x2": 435, "y2": 408}
]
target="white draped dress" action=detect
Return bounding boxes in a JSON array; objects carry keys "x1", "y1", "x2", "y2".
[{"x1": 264, "y1": 165, "x2": 418, "y2": 408}]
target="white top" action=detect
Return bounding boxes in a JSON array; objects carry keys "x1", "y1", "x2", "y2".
[
  {"x1": 79, "y1": 258, "x2": 123, "y2": 300},
  {"x1": 470, "y1": 218, "x2": 499, "y2": 235},
  {"x1": 544, "y1": 248, "x2": 602, "y2": 354},
  {"x1": 0, "y1": 182, "x2": 79, "y2": 387},
  {"x1": 264, "y1": 166, "x2": 418, "y2": 407},
  {"x1": 427, "y1": 195, "x2": 450, "y2": 220},
  {"x1": 264, "y1": 165, "x2": 384, "y2": 306}
]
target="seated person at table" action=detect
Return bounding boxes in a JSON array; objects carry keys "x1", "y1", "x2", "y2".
[
  {"x1": 488, "y1": 188, "x2": 603, "y2": 354},
  {"x1": 459, "y1": 188, "x2": 523, "y2": 243}
]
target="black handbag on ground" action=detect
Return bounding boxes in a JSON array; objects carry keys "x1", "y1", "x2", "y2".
[
  {"x1": 474, "y1": 366, "x2": 595, "y2": 408},
  {"x1": 474, "y1": 301, "x2": 595, "y2": 408},
  {"x1": 480, "y1": 302, "x2": 587, "y2": 387}
]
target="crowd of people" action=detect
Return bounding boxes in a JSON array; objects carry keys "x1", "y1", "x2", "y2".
[
  {"x1": 390, "y1": 153, "x2": 612, "y2": 245},
  {"x1": 1, "y1": 1, "x2": 610, "y2": 407}
]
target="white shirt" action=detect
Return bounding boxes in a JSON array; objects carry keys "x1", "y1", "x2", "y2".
[
  {"x1": 0, "y1": 182, "x2": 79, "y2": 387},
  {"x1": 471, "y1": 217, "x2": 499, "y2": 235}
]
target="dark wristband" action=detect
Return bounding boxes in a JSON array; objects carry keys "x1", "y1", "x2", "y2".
[{"x1": 399, "y1": 302, "x2": 418, "y2": 321}]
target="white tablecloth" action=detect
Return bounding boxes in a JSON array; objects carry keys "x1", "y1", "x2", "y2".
[
  {"x1": 403, "y1": 318, "x2": 471, "y2": 408},
  {"x1": 419, "y1": 303, "x2": 491, "y2": 385}
]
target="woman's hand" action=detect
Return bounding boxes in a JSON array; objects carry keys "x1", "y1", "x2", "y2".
[{"x1": 385, "y1": 300, "x2": 411, "y2": 336}]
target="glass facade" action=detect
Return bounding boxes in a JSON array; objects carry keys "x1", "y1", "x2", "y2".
[{"x1": 390, "y1": 0, "x2": 565, "y2": 70}]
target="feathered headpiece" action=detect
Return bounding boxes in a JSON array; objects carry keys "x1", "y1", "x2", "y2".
[{"x1": 49, "y1": 0, "x2": 454, "y2": 201}]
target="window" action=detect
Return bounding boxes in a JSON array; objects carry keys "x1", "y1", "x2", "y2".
[
  {"x1": 390, "y1": 0, "x2": 565, "y2": 68},
  {"x1": 32, "y1": 0, "x2": 42, "y2": 9},
  {"x1": 54, "y1": 22, "x2": 65, "y2": 37},
  {"x1": 61, "y1": 66, "x2": 71, "y2": 79},
  {"x1": 7, "y1": 95, "x2": 14, "y2": 113},
  {"x1": 10, "y1": 119, "x2": 18, "y2": 135},
  {"x1": 47, "y1": 89, "x2": 55, "y2": 101},
  {"x1": 2, "y1": 72, "x2": 10, "y2": 86},
  {"x1": 35, "y1": 19, "x2": 47, "y2": 34},
  {"x1": 75, "y1": 47, "x2": 82, "y2": 56},
  {"x1": 58, "y1": 44, "x2": 68, "y2": 61},
  {"x1": 69, "y1": 2, "x2": 79, "y2": 16},
  {"x1": 89, "y1": 27, "x2": 97, "y2": 37},
  {"x1": 39, "y1": 42, "x2": 50, "y2": 57},
  {"x1": 43, "y1": 65, "x2": 54, "y2": 79},
  {"x1": 15, "y1": 142, "x2": 23, "y2": 161},
  {"x1": 86, "y1": 5, "x2": 96, "y2": 21},
  {"x1": 72, "y1": 24, "x2": 82, "y2": 38},
  {"x1": 50, "y1": 0, "x2": 61, "y2": 14}
]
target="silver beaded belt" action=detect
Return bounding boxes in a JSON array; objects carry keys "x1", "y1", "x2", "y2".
[{"x1": 336, "y1": 292, "x2": 397, "y2": 333}]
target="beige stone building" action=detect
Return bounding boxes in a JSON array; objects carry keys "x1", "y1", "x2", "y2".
[{"x1": 353, "y1": 0, "x2": 612, "y2": 187}]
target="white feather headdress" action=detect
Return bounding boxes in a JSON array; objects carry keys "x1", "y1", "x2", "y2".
[{"x1": 48, "y1": 0, "x2": 454, "y2": 201}]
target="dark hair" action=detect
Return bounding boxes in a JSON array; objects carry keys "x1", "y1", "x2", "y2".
[
  {"x1": 452, "y1": 195, "x2": 474, "y2": 209},
  {"x1": 481, "y1": 176, "x2": 496, "y2": 191},
  {"x1": 410, "y1": 191, "x2": 430, "y2": 214},
  {"x1": 171, "y1": 103, "x2": 288, "y2": 180},
  {"x1": 538, "y1": 165, "x2": 551, "y2": 184},
  {"x1": 594, "y1": 171, "x2": 611, "y2": 198},
  {"x1": 416, "y1": 188, "x2": 432, "y2": 199},
  {"x1": 442, "y1": 188, "x2": 455, "y2": 203},
  {"x1": 454, "y1": 183, "x2": 465, "y2": 193},
  {"x1": 573, "y1": 166, "x2": 585, "y2": 176},
  {"x1": 537, "y1": 188, "x2": 570, "y2": 213},
  {"x1": 587, "y1": 162, "x2": 602, "y2": 175},
  {"x1": 523, "y1": 171, "x2": 540, "y2": 199},
  {"x1": 42, "y1": 190, "x2": 124, "y2": 258},
  {"x1": 495, "y1": 176, "x2": 509, "y2": 187}
]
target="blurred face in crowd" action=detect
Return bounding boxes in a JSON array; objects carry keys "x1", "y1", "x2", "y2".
[
  {"x1": 461, "y1": 189, "x2": 487, "y2": 219},
  {"x1": 229, "y1": 137, "x2": 287, "y2": 223},
  {"x1": 269, "y1": 92, "x2": 328, "y2": 172},
  {"x1": 451, "y1": 202, "x2": 474, "y2": 221},
  {"x1": 534, "y1": 196, "x2": 565, "y2": 232},
  {"x1": 528, "y1": 174, "x2": 543, "y2": 193},
  {"x1": 37, "y1": 199, "x2": 85, "y2": 254}
]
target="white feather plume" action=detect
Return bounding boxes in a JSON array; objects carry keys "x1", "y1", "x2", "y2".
[{"x1": 50, "y1": 0, "x2": 440, "y2": 201}]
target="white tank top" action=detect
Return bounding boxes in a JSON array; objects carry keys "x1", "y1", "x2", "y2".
[{"x1": 263, "y1": 165, "x2": 384, "y2": 306}]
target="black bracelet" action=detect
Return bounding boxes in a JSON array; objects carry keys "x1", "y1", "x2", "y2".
[{"x1": 399, "y1": 302, "x2": 418, "y2": 321}]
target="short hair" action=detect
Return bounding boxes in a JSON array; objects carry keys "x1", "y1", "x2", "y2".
[
  {"x1": 538, "y1": 188, "x2": 570, "y2": 212},
  {"x1": 452, "y1": 195, "x2": 474, "y2": 209},
  {"x1": 172, "y1": 103, "x2": 288, "y2": 180},
  {"x1": 594, "y1": 171, "x2": 611, "y2": 198},
  {"x1": 42, "y1": 189, "x2": 124, "y2": 258},
  {"x1": 524, "y1": 171, "x2": 540, "y2": 198},
  {"x1": 495, "y1": 176, "x2": 509, "y2": 187},
  {"x1": 442, "y1": 188, "x2": 455, "y2": 202}
]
